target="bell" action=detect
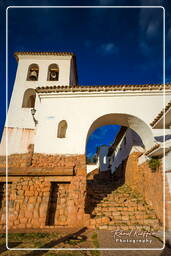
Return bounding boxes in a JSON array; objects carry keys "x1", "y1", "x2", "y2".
[
  {"x1": 29, "y1": 70, "x2": 37, "y2": 80},
  {"x1": 50, "y1": 71, "x2": 57, "y2": 79}
]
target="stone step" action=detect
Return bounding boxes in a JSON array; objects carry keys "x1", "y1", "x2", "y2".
[
  {"x1": 86, "y1": 182, "x2": 160, "y2": 231},
  {"x1": 97, "y1": 224, "x2": 159, "y2": 231}
]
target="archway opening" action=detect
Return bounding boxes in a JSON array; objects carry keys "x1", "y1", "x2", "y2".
[
  {"x1": 84, "y1": 114, "x2": 157, "y2": 223},
  {"x1": 86, "y1": 124, "x2": 121, "y2": 165},
  {"x1": 85, "y1": 113, "x2": 153, "y2": 177},
  {"x1": 86, "y1": 123, "x2": 145, "y2": 175},
  {"x1": 85, "y1": 113, "x2": 154, "y2": 154}
]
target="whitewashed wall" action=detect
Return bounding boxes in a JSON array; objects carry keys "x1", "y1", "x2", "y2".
[
  {"x1": 86, "y1": 162, "x2": 99, "y2": 174},
  {"x1": 34, "y1": 92, "x2": 169, "y2": 155},
  {"x1": 98, "y1": 146, "x2": 111, "y2": 172},
  {"x1": 1, "y1": 54, "x2": 171, "y2": 156},
  {"x1": 110, "y1": 129, "x2": 144, "y2": 173},
  {"x1": 6, "y1": 55, "x2": 74, "y2": 129}
]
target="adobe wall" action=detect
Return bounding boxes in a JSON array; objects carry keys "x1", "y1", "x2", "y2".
[
  {"x1": 124, "y1": 152, "x2": 163, "y2": 224},
  {"x1": 0, "y1": 154, "x2": 87, "y2": 231}
]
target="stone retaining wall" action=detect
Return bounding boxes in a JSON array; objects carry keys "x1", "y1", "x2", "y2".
[
  {"x1": 31, "y1": 154, "x2": 85, "y2": 169},
  {"x1": 124, "y1": 152, "x2": 163, "y2": 224},
  {"x1": 0, "y1": 153, "x2": 33, "y2": 168},
  {"x1": 0, "y1": 152, "x2": 86, "y2": 170},
  {"x1": 0, "y1": 154, "x2": 87, "y2": 230},
  {"x1": 166, "y1": 173, "x2": 171, "y2": 231}
]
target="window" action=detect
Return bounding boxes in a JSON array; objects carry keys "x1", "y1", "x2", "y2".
[
  {"x1": 27, "y1": 64, "x2": 39, "y2": 81},
  {"x1": 48, "y1": 64, "x2": 59, "y2": 81},
  {"x1": 57, "y1": 120, "x2": 67, "y2": 138},
  {"x1": 22, "y1": 89, "x2": 36, "y2": 108}
]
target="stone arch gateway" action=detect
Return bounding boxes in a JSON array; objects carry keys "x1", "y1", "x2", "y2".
[{"x1": 85, "y1": 113, "x2": 154, "y2": 152}]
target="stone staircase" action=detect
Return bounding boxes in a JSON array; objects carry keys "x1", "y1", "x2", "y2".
[{"x1": 85, "y1": 176, "x2": 161, "y2": 231}]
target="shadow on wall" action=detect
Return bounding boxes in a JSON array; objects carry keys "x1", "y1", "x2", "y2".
[
  {"x1": 0, "y1": 183, "x2": 5, "y2": 210},
  {"x1": 109, "y1": 128, "x2": 144, "y2": 174},
  {"x1": 155, "y1": 134, "x2": 171, "y2": 142},
  {"x1": 85, "y1": 159, "x2": 127, "y2": 216},
  {"x1": 45, "y1": 182, "x2": 58, "y2": 226}
]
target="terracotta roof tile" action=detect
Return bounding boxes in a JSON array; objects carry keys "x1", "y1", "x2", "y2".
[
  {"x1": 145, "y1": 144, "x2": 160, "y2": 155},
  {"x1": 35, "y1": 84, "x2": 171, "y2": 93},
  {"x1": 14, "y1": 51, "x2": 74, "y2": 61},
  {"x1": 150, "y1": 100, "x2": 171, "y2": 127}
]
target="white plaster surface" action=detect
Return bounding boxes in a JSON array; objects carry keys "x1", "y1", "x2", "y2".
[
  {"x1": 1, "y1": 54, "x2": 171, "y2": 156},
  {"x1": 99, "y1": 146, "x2": 111, "y2": 172},
  {"x1": 86, "y1": 163, "x2": 99, "y2": 174},
  {"x1": 0, "y1": 127, "x2": 35, "y2": 155},
  {"x1": 6, "y1": 55, "x2": 75, "y2": 129},
  {"x1": 110, "y1": 129, "x2": 144, "y2": 173},
  {"x1": 34, "y1": 93, "x2": 168, "y2": 155}
]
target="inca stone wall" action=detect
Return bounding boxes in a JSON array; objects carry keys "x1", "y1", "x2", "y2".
[
  {"x1": 0, "y1": 154, "x2": 87, "y2": 230},
  {"x1": 31, "y1": 154, "x2": 85, "y2": 169},
  {"x1": 0, "y1": 151, "x2": 169, "y2": 231},
  {"x1": 123, "y1": 152, "x2": 163, "y2": 224},
  {"x1": 166, "y1": 174, "x2": 171, "y2": 231},
  {"x1": 0, "y1": 154, "x2": 33, "y2": 168}
]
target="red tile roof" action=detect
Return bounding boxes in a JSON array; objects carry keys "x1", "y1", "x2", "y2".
[
  {"x1": 150, "y1": 100, "x2": 171, "y2": 127},
  {"x1": 145, "y1": 144, "x2": 160, "y2": 156},
  {"x1": 14, "y1": 51, "x2": 74, "y2": 61},
  {"x1": 36, "y1": 84, "x2": 171, "y2": 93}
]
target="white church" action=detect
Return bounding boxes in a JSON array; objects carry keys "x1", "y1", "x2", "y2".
[
  {"x1": 0, "y1": 51, "x2": 171, "y2": 233},
  {"x1": 0, "y1": 52, "x2": 170, "y2": 158}
]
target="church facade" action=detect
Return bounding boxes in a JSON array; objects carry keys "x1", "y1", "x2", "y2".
[{"x1": 0, "y1": 52, "x2": 171, "y2": 234}]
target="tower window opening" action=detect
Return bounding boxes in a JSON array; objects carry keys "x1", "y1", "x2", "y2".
[
  {"x1": 22, "y1": 89, "x2": 36, "y2": 108},
  {"x1": 48, "y1": 64, "x2": 59, "y2": 81},
  {"x1": 27, "y1": 64, "x2": 39, "y2": 81}
]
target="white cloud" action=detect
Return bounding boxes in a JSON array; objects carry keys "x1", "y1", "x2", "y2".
[
  {"x1": 139, "y1": 8, "x2": 163, "y2": 40},
  {"x1": 99, "y1": 43, "x2": 118, "y2": 55},
  {"x1": 138, "y1": 2, "x2": 164, "y2": 56}
]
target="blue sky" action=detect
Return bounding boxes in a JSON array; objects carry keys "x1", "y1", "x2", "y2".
[
  {"x1": 0, "y1": 0, "x2": 171, "y2": 155},
  {"x1": 86, "y1": 125, "x2": 121, "y2": 157}
]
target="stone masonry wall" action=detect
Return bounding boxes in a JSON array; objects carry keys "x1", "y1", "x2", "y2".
[
  {"x1": 0, "y1": 154, "x2": 87, "y2": 230},
  {"x1": 0, "y1": 154, "x2": 33, "y2": 168},
  {"x1": 0, "y1": 144, "x2": 34, "y2": 168},
  {"x1": 166, "y1": 173, "x2": 171, "y2": 231},
  {"x1": 124, "y1": 152, "x2": 163, "y2": 224},
  {"x1": 0, "y1": 177, "x2": 51, "y2": 230},
  {"x1": 0, "y1": 153, "x2": 85, "y2": 170},
  {"x1": 31, "y1": 153, "x2": 85, "y2": 169}
]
